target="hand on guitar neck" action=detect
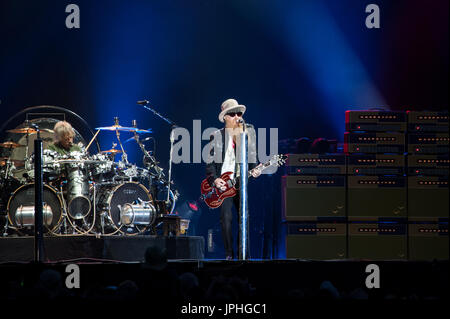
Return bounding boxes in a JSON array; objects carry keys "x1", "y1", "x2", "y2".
[{"x1": 249, "y1": 164, "x2": 262, "y2": 178}]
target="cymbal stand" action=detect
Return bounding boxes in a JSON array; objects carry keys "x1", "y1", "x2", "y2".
[
  {"x1": 114, "y1": 117, "x2": 128, "y2": 165},
  {"x1": 137, "y1": 100, "x2": 177, "y2": 205},
  {"x1": 131, "y1": 121, "x2": 163, "y2": 179},
  {"x1": 1, "y1": 159, "x2": 13, "y2": 237},
  {"x1": 24, "y1": 120, "x2": 31, "y2": 159}
]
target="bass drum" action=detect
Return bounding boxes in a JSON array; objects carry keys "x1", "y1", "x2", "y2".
[
  {"x1": 7, "y1": 183, "x2": 63, "y2": 233},
  {"x1": 96, "y1": 182, "x2": 154, "y2": 235}
]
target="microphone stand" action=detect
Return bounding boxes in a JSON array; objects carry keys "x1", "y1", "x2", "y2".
[
  {"x1": 138, "y1": 100, "x2": 177, "y2": 208},
  {"x1": 238, "y1": 118, "x2": 249, "y2": 260},
  {"x1": 34, "y1": 125, "x2": 44, "y2": 263}
]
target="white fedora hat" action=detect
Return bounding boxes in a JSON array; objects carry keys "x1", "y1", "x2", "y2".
[{"x1": 218, "y1": 98, "x2": 246, "y2": 123}]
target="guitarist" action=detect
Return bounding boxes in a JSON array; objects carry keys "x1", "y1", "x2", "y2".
[{"x1": 205, "y1": 98, "x2": 261, "y2": 260}]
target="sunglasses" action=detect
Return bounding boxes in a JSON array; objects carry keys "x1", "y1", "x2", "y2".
[{"x1": 226, "y1": 112, "x2": 243, "y2": 117}]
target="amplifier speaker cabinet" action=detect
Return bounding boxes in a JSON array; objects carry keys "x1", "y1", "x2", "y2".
[
  {"x1": 282, "y1": 175, "x2": 346, "y2": 221},
  {"x1": 408, "y1": 220, "x2": 449, "y2": 260},
  {"x1": 348, "y1": 222, "x2": 407, "y2": 260},
  {"x1": 345, "y1": 110, "x2": 406, "y2": 132},
  {"x1": 407, "y1": 133, "x2": 449, "y2": 154},
  {"x1": 408, "y1": 176, "x2": 449, "y2": 220},
  {"x1": 286, "y1": 222, "x2": 346, "y2": 259},
  {"x1": 407, "y1": 111, "x2": 449, "y2": 133},
  {"x1": 407, "y1": 155, "x2": 449, "y2": 176},
  {"x1": 348, "y1": 175, "x2": 407, "y2": 220},
  {"x1": 347, "y1": 154, "x2": 405, "y2": 175},
  {"x1": 344, "y1": 132, "x2": 405, "y2": 154},
  {"x1": 286, "y1": 153, "x2": 346, "y2": 175}
]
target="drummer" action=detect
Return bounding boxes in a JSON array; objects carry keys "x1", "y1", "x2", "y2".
[{"x1": 47, "y1": 121, "x2": 82, "y2": 155}]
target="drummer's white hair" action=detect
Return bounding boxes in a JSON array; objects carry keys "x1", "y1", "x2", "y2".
[{"x1": 54, "y1": 121, "x2": 75, "y2": 140}]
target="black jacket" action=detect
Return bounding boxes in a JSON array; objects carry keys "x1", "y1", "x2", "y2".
[{"x1": 205, "y1": 124, "x2": 258, "y2": 186}]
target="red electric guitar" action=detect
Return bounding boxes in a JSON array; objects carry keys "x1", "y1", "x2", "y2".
[{"x1": 200, "y1": 154, "x2": 287, "y2": 208}]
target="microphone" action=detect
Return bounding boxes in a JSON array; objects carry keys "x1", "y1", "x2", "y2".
[
  {"x1": 237, "y1": 118, "x2": 246, "y2": 132},
  {"x1": 137, "y1": 100, "x2": 150, "y2": 105}
]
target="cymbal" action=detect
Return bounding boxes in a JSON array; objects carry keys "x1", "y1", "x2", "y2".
[
  {"x1": 95, "y1": 125, "x2": 152, "y2": 133},
  {"x1": 135, "y1": 128, "x2": 152, "y2": 134},
  {"x1": 101, "y1": 149, "x2": 123, "y2": 155},
  {"x1": 96, "y1": 125, "x2": 138, "y2": 132},
  {"x1": 7, "y1": 127, "x2": 54, "y2": 134},
  {"x1": 125, "y1": 135, "x2": 152, "y2": 143},
  {"x1": 0, "y1": 141, "x2": 26, "y2": 148},
  {"x1": 0, "y1": 157, "x2": 25, "y2": 167},
  {"x1": 49, "y1": 159, "x2": 109, "y2": 165}
]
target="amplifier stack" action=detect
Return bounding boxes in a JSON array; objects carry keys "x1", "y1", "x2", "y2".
[
  {"x1": 345, "y1": 110, "x2": 407, "y2": 260},
  {"x1": 282, "y1": 154, "x2": 347, "y2": 260},
  {"x1": 282, "y1": 110, "x2": 448, "y2": 261},
  {"x1": 406, "y1": 111, "x2": 449, "y2": 261}
]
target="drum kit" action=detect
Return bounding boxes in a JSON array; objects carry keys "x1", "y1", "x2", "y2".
[{"x1": 0, "y1": 117, "x2": 179, "y2": 237}]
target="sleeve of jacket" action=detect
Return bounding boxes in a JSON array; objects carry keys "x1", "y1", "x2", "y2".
[{"x1": 205, "y1": 133, "x2": 219, "y2": 186}]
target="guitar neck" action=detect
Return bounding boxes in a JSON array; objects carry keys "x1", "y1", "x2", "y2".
[
  {"x1": 234, "y1": 154, "x2": 284, "y2": 182},
  {"x1": 248, "y1": 160, "x2": 272, "y2": 175}
]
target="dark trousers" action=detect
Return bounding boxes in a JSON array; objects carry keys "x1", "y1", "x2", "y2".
[{"x1": 220, "y1": 194, "x2": 250, "y2": 259}]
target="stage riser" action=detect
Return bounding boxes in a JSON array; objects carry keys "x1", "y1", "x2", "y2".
[{"x1": 0, "y1": 236, "x2": 204, "y2": 262}]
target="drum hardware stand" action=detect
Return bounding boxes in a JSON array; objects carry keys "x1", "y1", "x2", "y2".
[
  {"x1": 24, "y1": 120, "x2": 31, "y2": 159},
  {"x1": 100, "y1": 211, "x2": 107, "y2": 235},
  {"x1": 58, "y1": 185, "x2": 69, "y2": 234},
  {"x1": 131, "y1": 120, "x2": 163, "y2": 179},
  {"x1": 58, "y1": 185, "x2": 77, "y2": 235},
  {"x1": 113, "y1": 117, "x2": 129, "y2": 165},
  {"x1": 137, "y1": 100, "x2": 177, "y2": 208},
  {"x1": 2, "y1": 218, "x2": 10, "y2": 236},
  {"x1": 3, "y1": 158, "x2": 14, "y2": 180}
]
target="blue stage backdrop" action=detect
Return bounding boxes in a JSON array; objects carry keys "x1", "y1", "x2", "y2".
[{"x1": 0, "y1": 0, "x2": 448, "y2": 258}]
